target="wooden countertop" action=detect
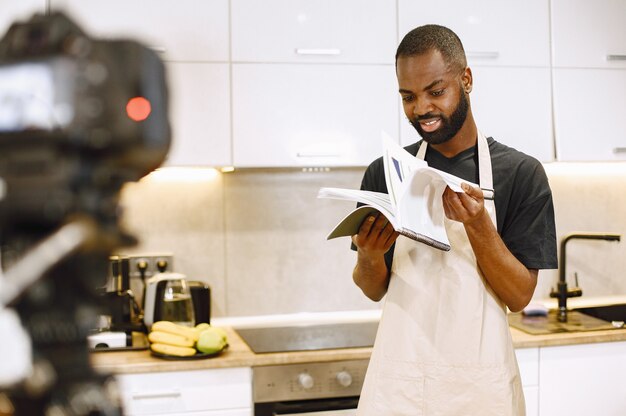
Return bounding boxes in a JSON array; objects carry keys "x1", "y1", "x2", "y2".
[{"x1": 90, "y1": 325, "x2": 626, "y2": 375}]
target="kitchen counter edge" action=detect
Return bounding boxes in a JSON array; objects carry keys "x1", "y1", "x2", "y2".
[{"x1": 90, "y1": 325, "x2": 626, "y2": 375}]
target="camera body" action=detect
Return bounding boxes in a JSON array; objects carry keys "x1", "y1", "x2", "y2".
[
  {"x1": 0, "y1": 12, "x2": 170, "y2": 230},
  {"x1": 0, "y1": 12, "x2": 172, "y2": 415}
]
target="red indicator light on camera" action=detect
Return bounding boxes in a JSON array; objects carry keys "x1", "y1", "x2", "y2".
[{"x1": 126, "y1": 96, "x2": 152, "y2": 121}]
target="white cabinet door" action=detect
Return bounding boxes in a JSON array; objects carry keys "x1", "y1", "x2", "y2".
[
  {"x1": 470, "y1": 67, "x2": 553, "y2": 162},
  {"x1": 164, "y1": 63, "x2": 231, "y2": 167},
  {"x1": 231, "y1": 0, "x2": 396, "y2": 64},
  {"x1": 399, "y1": 67, "x2": 554, "y2": 162},
  {"x1": 515, "y1": 348, "x2": 539, "y2": 416},
  {"x1": 553, "y1": 68, "x2": 626, "y2": 161},
  {"x1": 232, "y1": 63, "x2": 399, "y2": 167},
  {"x1": 398, "y1": 0, "x2": 550, "y2": 67},
  {"x1": 552, "y1": 0, "x2": 626, "y2": 69},
  {"x1": 116, "y1": 367, "x2": 253, "y2": 416},
  {"x1": 0, "y1": 0, "x2": 45, "y2": 36},
  {"x1": 539, "y1": 341, "x2": 626, "y2": 416},
  {"x1": 49, "y1": 0, "x2": 229, "y2": 62}
]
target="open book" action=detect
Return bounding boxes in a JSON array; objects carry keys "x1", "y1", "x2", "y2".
[{"x1": 318, "y1": 134, "x2": 479, "y2": 251}]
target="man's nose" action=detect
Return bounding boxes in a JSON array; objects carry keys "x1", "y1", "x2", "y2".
[{"x1": 413, "y1": 96, "x2": 434, "y2": 118}]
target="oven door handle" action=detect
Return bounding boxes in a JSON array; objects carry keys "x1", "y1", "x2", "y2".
[
  {"x1": 278, "y1": 410, "x2": 356, "y2": 416},
  {"x1": 269, "y1": 396, "x2": 359, "y2": 415}
]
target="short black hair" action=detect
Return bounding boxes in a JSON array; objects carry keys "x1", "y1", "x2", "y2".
[{"x1": 396, "y1": 24, "x2": 467, "y2": 71}]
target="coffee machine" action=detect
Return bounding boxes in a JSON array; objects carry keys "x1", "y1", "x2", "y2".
[{"x1": 90, "y1": 256, "x2": 145, "y2": 348}]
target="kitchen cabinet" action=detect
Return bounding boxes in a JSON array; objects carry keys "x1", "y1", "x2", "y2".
[
  {"x1": 232, "y1": 63, "x2": 399, "y2": 167},
  {"x1": 399, "y1": 66, "x2": 554, "y2": 162},
  {"x1": 551, "y1": 0, "x2": 626, "y2": 161},
  {"x1": 231, "y1": 0, "x2": 399, "y2": 167},
  {"x1": 163, "y1": 63, "x2": 232, "y2": 167},
  {"x1": 553, "y1": 69, "x2": 626, "y2": 161},
  {"x1": 115, "y1": 367, "x2": 253, "y2": 416},
  {"x1": 516, "y1": 348, "x2": 539, "y2": 416},
  {"x1": 538, "y1": 340, "x2": 626, "y2": 416},
  {"x1": 0, "y1": 0, "x2": 46, "y2": 36},
  {"x1": 398, "y1": 0, "x2": 550, "y2": 68},
  {"x1": 397, "y1": 0, "x2": 554, "y2": 162},
  {"x1": 49, "y1": 0, "x2": 232, "y2": 167},
  {"x1": 552, "y1": 0, "x2": 626, "y2": 69},
  {"x1": 231, "y1": 0, "x2": 396, "y2": 65},
  {"x1": 48, "y1": 0, "x2": 229, "y2": 62}
]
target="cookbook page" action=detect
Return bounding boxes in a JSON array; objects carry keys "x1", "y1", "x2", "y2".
[{"x1": 381, "y1": 132, "x2": 426, "y2": 211}]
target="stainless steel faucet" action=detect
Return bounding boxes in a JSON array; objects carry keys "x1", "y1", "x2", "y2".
[{"x1": 550, "y1": 233, "x2": 621, "y2": 322}]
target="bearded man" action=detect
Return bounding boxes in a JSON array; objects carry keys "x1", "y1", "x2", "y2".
[{"x1": 352, "y1": 24, "x2": 557, "y2": 416}]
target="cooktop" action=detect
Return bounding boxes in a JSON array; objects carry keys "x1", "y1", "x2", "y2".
[{"x1": 235, "y1": 321, "x2": 379, "y2": 354}]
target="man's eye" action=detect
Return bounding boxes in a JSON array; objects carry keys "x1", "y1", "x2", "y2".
[
  {"x1": 431, "y1": 89, "x2": 445, "y2": 96},
  {"x1": 401, "y1": 95, "x2": 415, "y2": 103}
]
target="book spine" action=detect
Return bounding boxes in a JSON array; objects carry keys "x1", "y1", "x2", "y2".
[{"x1": 399, "y1": 228, "x2": 451, "y2": 252}]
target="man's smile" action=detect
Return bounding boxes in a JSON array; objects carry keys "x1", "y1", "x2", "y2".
[{"x1": 418, "y1": 117, "x2": 442, "y2": 132}]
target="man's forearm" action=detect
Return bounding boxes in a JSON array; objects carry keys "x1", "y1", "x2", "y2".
[
  {"x1": 464, "y1": 212, "x2": 537, "y2": 312},
  {"x1": 353, "y1": 251, "x2": 390, "y2": 302}
]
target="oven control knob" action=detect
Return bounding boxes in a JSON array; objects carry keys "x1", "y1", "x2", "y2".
[
  {"x1": 336, "y1": 371, "x2": 353, "y2": 387},
  {"x1": 298, "y1": 373, "x2": 314, "y2": 389}
]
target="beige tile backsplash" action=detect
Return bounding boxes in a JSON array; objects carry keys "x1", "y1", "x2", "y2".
[{"x1": 119, "y1": 163, "x2": 626, "y2": 318}]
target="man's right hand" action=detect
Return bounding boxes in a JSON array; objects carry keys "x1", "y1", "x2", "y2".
[{"x1": 351, "y1": 214, "x2": 398, "y2": 301}]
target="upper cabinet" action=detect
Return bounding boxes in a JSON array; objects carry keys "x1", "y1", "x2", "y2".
[
  {"x1": 398, "y1": 66, "x2": 554, "y2": 162},
  {"x1": 551, "y1": 0, "x2": 626, "y2": 161},
  {"x1": 49, "y1": 0, "x2": 229, "y2": 62},
  {"x1": 397, "y1": 0, "x2": 554, "y2": 162},
  {"x1": 552, "y1": 0, "x2": 626, "y2": 69},
  {"x1": 232, "y1": 64, "x2": 399, "y2": 167},
  {"x1": 48, "y1": 0, "x2": 232, "y2": 166},
  {"x1": 231, "y1": 0, "x2": 396, "y2": 64},
  {"x1": 231, "y1": 0, "x2": 399, "y2": 167},
  {"x1": 398, "y1": 0, "x2": 550, "y2": 68},
  {"x1": 0, "y1": 0, "x2": 46, "y2": 37},
  {"x1": 164, "y1": 63, "x2": 231, "y2": 167}
]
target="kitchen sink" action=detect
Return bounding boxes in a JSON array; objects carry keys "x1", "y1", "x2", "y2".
[
  {"x1": 574, "y1": 303, "x2": 626, "y2": 324},
  {"x1": 508, "y1": 308, "x2": 621, "y2": 335}
]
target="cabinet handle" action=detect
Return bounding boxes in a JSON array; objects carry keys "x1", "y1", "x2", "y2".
[
  {"x1": 131, "y1": 390, "x2": 181, "y2": 400},
  {"x1": 466, "y1": 51, "x2": 500, "y2": 59},
  {"x1": 613, "y1": 147, "x2": 626, "y2": 154},
  {"x1": 149, "y1": 46, "x2": 167, "y2": 54},
  {"x1": 295, "y1": 48, "x2": 341, "y2": 56},
  {"x1": 296, "y1": 152, "x2": 341, "y2": 158},
  {"x1": 606, "y1": 54, "x2": 626, "y2": 61}
]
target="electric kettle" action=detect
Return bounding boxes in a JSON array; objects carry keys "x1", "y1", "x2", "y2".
[{"x1": 143, "y1": 272, "x2": 195, "y2": 329}]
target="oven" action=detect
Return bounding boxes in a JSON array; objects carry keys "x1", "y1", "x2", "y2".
[
  {"x1": 235, "y1": 321, "x2": 378, "y2": 416},
  {"x1": 253, "y1": 359, "x2": 366, "y2": 415}
]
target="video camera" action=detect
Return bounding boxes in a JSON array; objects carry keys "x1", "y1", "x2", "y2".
[
  {"x1": 0, "y1": 11, "x2": 170, "y2": 230},
  {"x1": 0, "y1": 12, "x2": 171, "y2": 415}
]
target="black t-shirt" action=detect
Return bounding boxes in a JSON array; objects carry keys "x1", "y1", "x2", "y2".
[{"x1": 357, "y1": 137, "x2": 558, "y2": 271}]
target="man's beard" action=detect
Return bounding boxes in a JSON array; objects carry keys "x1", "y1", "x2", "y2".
[{"x1": 409, "y1": 88, "x2": 469, "y2": 145}]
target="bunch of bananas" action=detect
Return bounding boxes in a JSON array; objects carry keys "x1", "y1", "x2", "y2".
[{"x1": 148, "y1": 321, "x2": 228, "y2": 357}]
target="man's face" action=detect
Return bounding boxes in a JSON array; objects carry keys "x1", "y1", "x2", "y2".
[{"x1": 396, "y1": 50, "x2": 470, "y2": 145}]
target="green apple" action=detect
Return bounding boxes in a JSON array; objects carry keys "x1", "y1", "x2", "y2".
[{"x1": 196, "y1": 327, "x2": 227, "y2": 354}]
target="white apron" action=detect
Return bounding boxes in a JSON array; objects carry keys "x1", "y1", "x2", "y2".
[{"x1": 357, "y1": 132, "x2": 524, "y2": 416}]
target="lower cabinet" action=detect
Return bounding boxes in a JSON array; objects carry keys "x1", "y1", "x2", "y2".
[
  {"x1": 115, "y1": 367, "x2": 253, "y2": 416},
  {"x1": 516, "y1": 347, "x2": 539, "y2": 416},
  {"x1": 538, "y1": 341, "x2": 626, "y2": 416}
]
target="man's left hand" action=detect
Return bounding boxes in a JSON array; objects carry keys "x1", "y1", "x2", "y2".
[{"x1": 442, "y1": 183, "x2": 486, "y2": 225}]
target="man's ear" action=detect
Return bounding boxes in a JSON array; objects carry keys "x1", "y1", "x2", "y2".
[{"x1": 462, "y1": 66, "x2": 473, "y2": 94}]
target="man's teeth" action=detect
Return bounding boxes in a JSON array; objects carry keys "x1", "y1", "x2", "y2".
[{"x1": 424, "y1": 120, "x2": 438, "y2": 125}]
